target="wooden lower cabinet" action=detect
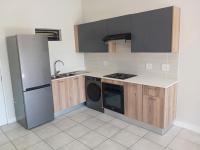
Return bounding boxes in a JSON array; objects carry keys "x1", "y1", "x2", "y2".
[
  {"x1": 124, "y1": 83, "x2": 143, "y2": 121},
  {"x1": 142, "y1": 85, "x2": 177, "y2": 128},
  {"x1": 69, "y1": 76, "x2": 86, "y2": 107},
  {"x1": 143, "y1": 86, "x2": 165, "y2": 128},
  {"x1": 124, "y1": 83, "x2": 177, "y2": 129},
  {"x1": 52, "y1": 79, "x2": 70, "y2": 112},
  {"x1": 52, "y1": 75, "x2": 177, "y2": 129},
  {"x1": 164, "y1": 85, "x2": 177, "y2": 128},
  {"x1": 52, "y1": 76, "x2": 86, "y2": 112}
]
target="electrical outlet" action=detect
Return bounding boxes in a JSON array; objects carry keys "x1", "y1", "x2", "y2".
[
  {"x1": 146, "y1": 63, "x2": 153, "y2": 70},
  {"x1": 162, "y1": 64, "x2": 170, "y2": 72}
]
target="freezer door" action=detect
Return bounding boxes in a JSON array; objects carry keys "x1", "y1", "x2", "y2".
[
  {"x1": 24, "y1": 86, "x2": 54, "y2": 129},
  {"x1": 17, "y1": 35, "x2": 51, "y2": 91}
]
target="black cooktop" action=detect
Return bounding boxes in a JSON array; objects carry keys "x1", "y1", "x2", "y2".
[{"x1": 104, "y1": 73, "x2": 137, "y2": 80}]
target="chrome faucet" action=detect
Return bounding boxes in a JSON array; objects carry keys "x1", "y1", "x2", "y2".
[{"x1": 54, "y1": 60, "x2": 64, "y2": 77}]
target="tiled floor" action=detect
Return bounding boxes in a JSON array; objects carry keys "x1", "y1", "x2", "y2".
[{"x1": 0, "y1": 107, "x2": 200, "y2": 150}]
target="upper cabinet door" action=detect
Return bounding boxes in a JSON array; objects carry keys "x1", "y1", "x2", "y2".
[
  {"x1": 75, "y1": 6, "x2": 180, "y2": 53},
  {"x1": 106, "y1": 15, "x2": 132, "y2": 35},
  {"x1": 78, "y1": 20, "x2": 108, "y2": 52},
  {"x1": 131, "y1": 7, "x2": 180, "y2": 53}
]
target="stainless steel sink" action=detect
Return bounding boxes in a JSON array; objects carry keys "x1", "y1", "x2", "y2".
[
  {"x1": 51, "y1": 73, "x2": 76, "y2": 79},
  {"x1": 51, "y1": 71, "x2": 88, "y2": 79}
]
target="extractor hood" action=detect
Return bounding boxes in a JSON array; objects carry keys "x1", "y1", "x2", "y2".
[
  {"x1": 102, "y1": 33, "x2": 131, "y2": 42},
  {"x1": 102, "y1": 33, "x2": 132, "y2": 53}
]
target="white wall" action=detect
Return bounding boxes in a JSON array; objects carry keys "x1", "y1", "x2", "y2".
[
  {"x1": 0, "y1": 67, "x2": 7, "y2": 126},
  {"x1": 82, "y1": 0, "x2": 200, "y2": 132},
  {"x1": 175, "y1": 0, "x2": 200, "y2": 131},
  {"x1": 82, "y1": 0, "x2": 173, "y2": 22},
  {"x1": 0, "y1": 0, "x2": 85, "y2": 123},
  {"x1": 84, "y1": 43, "x2": 179, "y2": 79}
]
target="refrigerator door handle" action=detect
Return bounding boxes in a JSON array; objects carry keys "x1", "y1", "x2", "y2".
[{"x1": 25, "y1": 84, "x2": 51, "y2": 92}]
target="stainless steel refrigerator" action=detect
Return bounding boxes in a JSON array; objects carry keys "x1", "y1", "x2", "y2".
[{"x1": 7, "y1": 35, "x2": 54, "y2": 129}]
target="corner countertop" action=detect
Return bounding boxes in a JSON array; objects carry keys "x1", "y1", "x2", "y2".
[{"x1": 52, "y1": 71, "x2": 178, "y2": 88}]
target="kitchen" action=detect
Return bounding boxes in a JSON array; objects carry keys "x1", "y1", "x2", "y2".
[{"x1": 0, "y1": 0, "x2": 200, "y2": 150}]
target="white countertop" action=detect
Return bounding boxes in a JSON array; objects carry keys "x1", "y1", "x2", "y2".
[
  {"x1": 85, "y1": 72, "x2": 178, "y2": 88},
  {"x1": 52, "y1": 71, "x2": 178, "y2": 88}
]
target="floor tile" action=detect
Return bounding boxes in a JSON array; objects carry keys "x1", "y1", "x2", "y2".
[
  {"x1": 94, "y1": 139, "x2": 127, "y2": 150},
  {"x1": 78, "y1": 131, "x2": 107, "y2": 148},
  {"x1": 167, "y1": 126, "x2": 182, "y2": 137},
  {"x1": 5, "y1": 127, "x2": 32, "y2": 140},
  {"x1": 33, "y1": 124, "x2": 60, "y2": 139},
  {"x1": 81, "y1": 118, "x2": 105, "y2": 130},
  {"x1": 0, "y1": 142, "x2": 16, "y2": 150},
  {"x1": 83, "y1": 109, "x2": 102, "y2": 117},
  {"x1": 25, "y1": 141, "x2": 53, "y2": 150},
  {"x1": 144, "y1": 131, "x2": 176, "y2": 147},
  {"x1": 69, "y1": 113, "x2": 92, "y2": 123},
  {"x1": 51, "y1": 116, "x2": 67, "y2": 124},
  {"x1": 124, "y1": 125, "x2": 149, "y2": 137},
  {"x1": 53, "y1": 118, "x2": 77, "y2": 131},
  {"x1": 3, "y1": 107, "x2": 200, "y2": 150},
  {"x1": 111, "y1": 130, "x2": 140, "y2": 147},
  {"x1": 96, "y1": 114, "x2": 114, "y2": 122},
  {"x1": 65, "y1": 124, "x2": 90, "y2": 139},
  {"x1": 12, "y1": 133, "x2": 41, "y2": 150},
  {"x1": 31, "y1": 123, "x2": 52, "y2": 132},
  {"x1": 58, "y1": 140, "x2": 90, "y2": 150},
  {"x1": 65, "y1": 111, "x2": 80, "y2": 118},
  {"x1": 110, "y1": 119, "x2": 129, "y2": 129},
  {"x1": 44, "y1": 132, "x2": 74, "y2": 149},
  {"x1": 169, "y1": 137, "x2": 200, "y2": 150},
  {"x1": 177, "y1": 129, "x2": 200, "y2": 145},
  {"x1": 65, "y1": 107, "x2": 88, "y2": 118},
  {"x1": 0, "y1": 132, "x2": 9, "y2": 146},
  {"x1": 130, "y1": 139, "x2": 164, "y2": 150},
  {"x1": 96, "y1": 124, "x2": 121, "y2": 138},
  {"x1": 1, "y1": 123, "x2": 21, "y2": 132}
]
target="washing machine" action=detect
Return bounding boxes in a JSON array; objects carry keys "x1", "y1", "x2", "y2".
[{"x1": 85, "y1": 76, "x2": 104, "y2": 112}]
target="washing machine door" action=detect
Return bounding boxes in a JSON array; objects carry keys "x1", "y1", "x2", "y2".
[{"x1": 87, "y1": 83, "x2": 101, "y2": 102}]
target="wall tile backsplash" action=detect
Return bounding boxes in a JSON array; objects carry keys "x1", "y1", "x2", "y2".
[{"x1": 84, "y1": 41, "x2": 179, "y2": 79}]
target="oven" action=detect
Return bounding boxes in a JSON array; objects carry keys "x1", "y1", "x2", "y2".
[{"x1": 102, "y1": 83, "x2": 124, "y2": 114}]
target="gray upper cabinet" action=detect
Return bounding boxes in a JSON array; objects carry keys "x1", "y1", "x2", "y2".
[
  {"x1": 131, "y1": 7, "x2": 180, "y2": 53},
  {"x1": 106, "y1": 15, "x2": 132, "y2": 35},
  {"x1": 76, "y1": 6, "x2": 180, "y2": 53},
  {"x1": 77, "y1": 20, "x2": 108, "y2": 52}
]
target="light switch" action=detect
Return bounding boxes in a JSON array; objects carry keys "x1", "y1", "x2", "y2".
[
  {"x1": 146, "y1": 63, "x2": 153, "y2": 70},
  {"x1": 162, "y1": 64, "x2": 170, "y2": 72}
]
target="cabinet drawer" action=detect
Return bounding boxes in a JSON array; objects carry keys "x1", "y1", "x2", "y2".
[{"x1": 143, "y1": 86, "x2": 164, "y2": 97}]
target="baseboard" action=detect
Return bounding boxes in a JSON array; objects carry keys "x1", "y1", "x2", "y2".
[
  {"x1": 104, "y1": 108, "x2": 171, "y2": 135},
  {"x1": 54, "y1": 103, "x2": 85, "y2": 118},
  {"x1": 174, "y1": 121, "x2": 200, "y2": 134},
  {"x1": 7, "y1": 117, "x2": 16, "y2": 124}
]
